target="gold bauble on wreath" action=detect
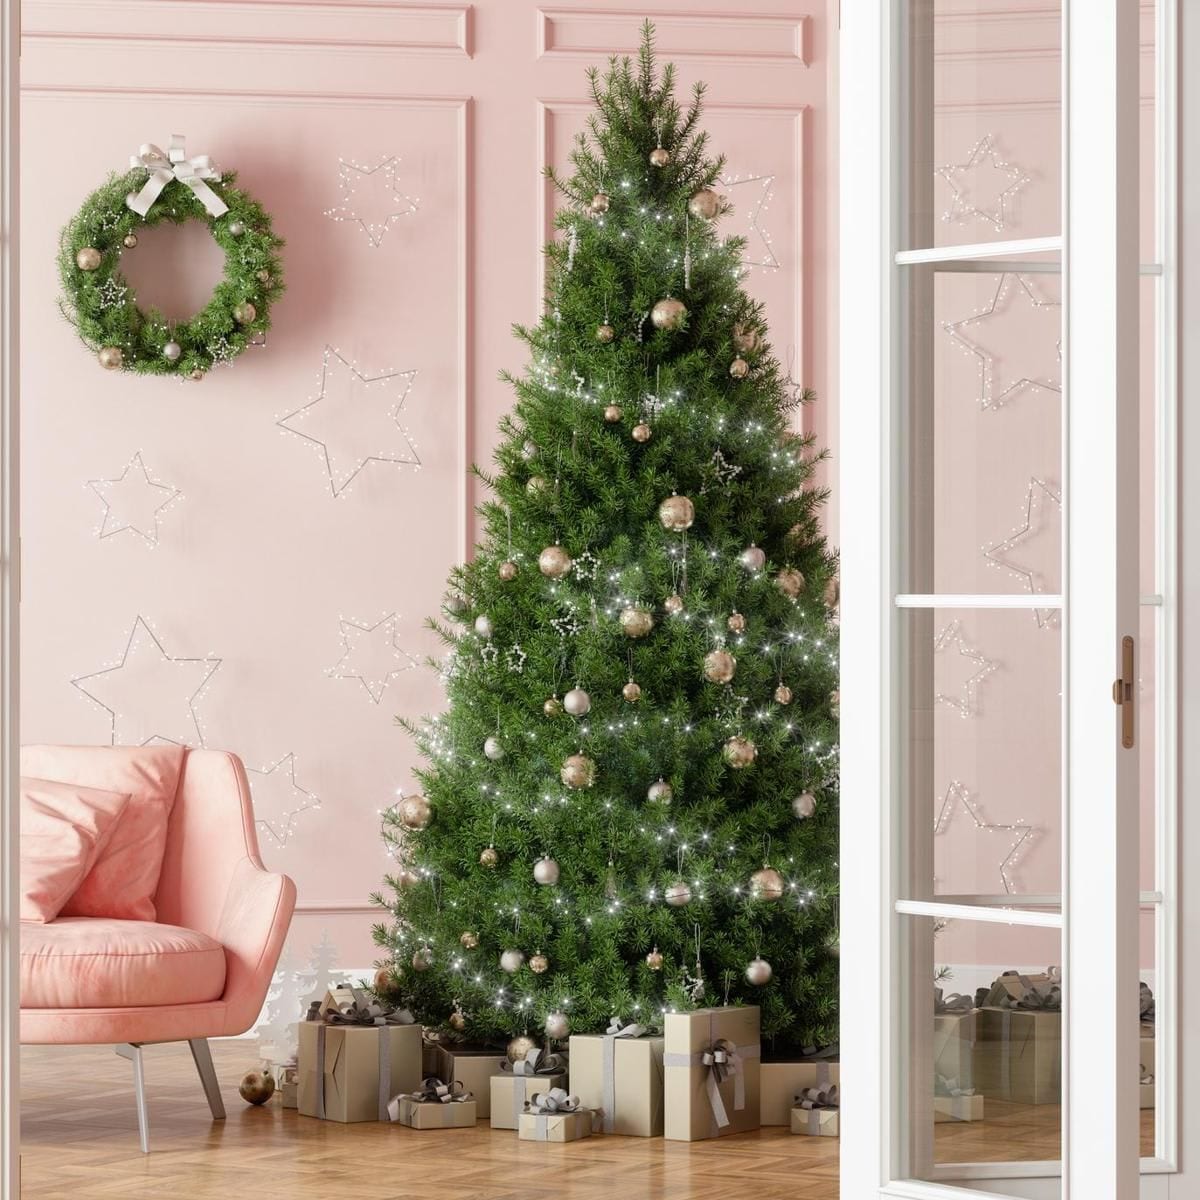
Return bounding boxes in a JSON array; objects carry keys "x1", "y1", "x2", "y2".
[
  {"x1": 651, "y1": 296, "x2": 687, "y2": 331},
  {"x1": 688, "y1": 188, "x2": 723, "y2": 219},
  {"x1": 233, "y1": 301, "x2": 257, "y2": 325},
  {"x1": 75, "y1": 247, "x2": 102, "y2": 271},
  {"x1": 239, "y1": 1068, "x2": 276, "y2": 1106},
  {"x1": 98, "y1": 346, "x2": 124, "y2": 371},
  {"x1": 620, "y1": 606, "x2": 654, "y2": 638},
  {"x1": 658, "y1": 493, "x2": 695, "y2": 532}
]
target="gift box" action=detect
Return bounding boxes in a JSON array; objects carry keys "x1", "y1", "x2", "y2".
[
  {"x1": 388, "y1": 1084, "x2": 477, "y2": 1129},
  {"x1": 760, "y1": 1058, "x2": 840, "y2": 1126},
  {"x1": 934, "y1": 1093, "x2": 984, "y2": 1123},
  {"x1": 663, "y1": 1006, "x2": 761, "y2": 1142},
  {"x1": 973, "y1": 973, "x2": 1061, "y2": 1106},
  {"x1": 791, "y1": 1105, "x2": 839, "y2": 1137},
  {"x1": 490, "y1": 1049, "x2": 569, "y2": 1130},
  {"x1": 1140, "y1": 1029, "x2": 1155, "y2": 1110},
  {"x1": 423, "y1": 1043, "x2": 508, "y2": 1120},
  {"x1": 298, "y1": 990, "x2": 423, "y2": 1122},
  {"x1": 569, "y1": 1024, "x2": 664, "y2": 1136},
  {"x1": 933, "y1": 990, "x2": 976, "y2": 1091},
  {"x1": 518, "y1": 1093, "x2": 594, "y2": 1142}
]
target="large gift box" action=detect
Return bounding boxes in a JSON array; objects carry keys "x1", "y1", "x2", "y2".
[
  {"x1": 423, "y1": 1043, "x2": 507, "y2": 1120},
  {"x1": 518, "y1": 1091, "x2": 594, "y2": 1142},
  {"x1": 664, "y1": 1006, "x2": 761, "y2": 1141},
  {"x1": 973, "y1": 972, "x2": 1061, "y2": 1106},
  {"x1": 490, "y1": 1049, "x2": 569, "y2": 1130},
  {"x1": 388, "y1": 1078, "x2": 477, "y2": 1128},
  {"x1": 569, "y1": 1023, "x2": 664, "y2": 1137},
  {"x1": 760, "y1": 1056, "x2": 840, "y2": 1125},
  {"x1": 298, "y1": 989, "x2": 423, "y2": 1122}
]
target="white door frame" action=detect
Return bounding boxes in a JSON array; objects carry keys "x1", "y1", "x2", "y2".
[{"x1": 838, "y1": 3, "x2": 1143, "y2": 1198}]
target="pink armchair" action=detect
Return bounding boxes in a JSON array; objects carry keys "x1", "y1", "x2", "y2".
[{"x1": 20, "y1": 746, "x2": 296, "y2": 1151}]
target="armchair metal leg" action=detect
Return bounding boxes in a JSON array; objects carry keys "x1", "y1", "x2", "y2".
[
  {"x1": 188, "y1": 1038, "x2": 226, "y2": 1121},
  {"x1": 114, "y1": 1043, "x2": 150, "y2": 1154}
]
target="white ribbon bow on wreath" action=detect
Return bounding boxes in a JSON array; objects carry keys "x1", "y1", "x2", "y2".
[{"x1": 126, "y1": 134, "x2": 229, "y2": 219}]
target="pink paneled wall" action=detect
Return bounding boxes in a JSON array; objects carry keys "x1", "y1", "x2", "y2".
[{"x1": 19, "y1": 1, "x2": 836, "y2": 968}]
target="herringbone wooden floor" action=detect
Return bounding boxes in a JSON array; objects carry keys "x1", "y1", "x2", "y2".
[{"x1": 18, "y1": 1043, "x2": 1154, "y2": 1198}]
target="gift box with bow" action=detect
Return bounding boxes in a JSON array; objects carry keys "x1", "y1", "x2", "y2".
[
  {"x1": 387, "y1": 1077, "x2": 477, "y2": 1129},
  {"x1": 490, "y1": 1048, "x2": 569, "y2": 1130},
  {"x1": 760, "y1": 1048, "x2": 840, "y2": 1126},
  {"x1": 569, "y1": 1021, "x2": 664, "y2": 1137},
  {"x1": 790, "y1": 1082, "x2": 839, "y2": 1137},
  {"x1": 664, "y1": 1006, "x2": 761, "y2": 1141},
  {"x1": 297, "y1": 988, "x2": 423, "y2": 1122},
  {"x1": 974, "y1": 970, "x2": 1062, "y2": 1106},
  {"x1": 518, "y1": 1088, "x2": 594, "y2": 1142},
  {"x1": 933, "y1": 988, "x2": 977, "y2": 1095},
  {"x1": 422, "y1": 1042, "x2": 509, "y2": 1120},
  {"x1": 933, "y1": 1074, "x2": 984, "y2": 1123}
]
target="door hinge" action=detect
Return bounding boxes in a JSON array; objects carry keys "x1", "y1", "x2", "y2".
[{"x1": 1111, "y1": 635, "x2": 1135, "y2": 749}]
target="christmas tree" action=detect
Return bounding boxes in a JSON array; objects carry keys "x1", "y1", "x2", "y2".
[{"x1": 373, "y1": 25, "x2": 839, "y2": 1051}]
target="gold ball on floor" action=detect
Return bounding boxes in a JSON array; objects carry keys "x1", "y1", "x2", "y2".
[{"x1": 239, "y1": 1069, "x2": 276, "y2": 1105}]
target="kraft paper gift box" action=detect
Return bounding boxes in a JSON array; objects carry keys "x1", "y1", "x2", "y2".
[
  {"x1": 663, "y1": 1006, "x2": 761, "y2": 1142},
  {"x1": 1140, "y1": 1027, "x2": 1156, "y2": 1110},
  {"x1": 490, "y1": 1049, "x2": 569, "y2": 1130},
  {"x1": 519, "y1": 1108, "x2": 593, "y2": 1142},
  {"x1": 934, "y1": 1093, "x2": 985, "y2": 1123},
  {"x1": 973, "y1": 973, "x2": 1062, "y2": 1107},
  {"x1": 932, "y1": 990, "x2": 976, "y2": 1092},
  {"x1": 569, "y1": 1026, "x2": 664, "y2": 1136},
  {"x1": 388, "y1": 1095, "x2": 477, "y2": 1129},
  {"x1": 760, "y1": 1058, "x2": 840, "y2": 1125},
  {"x1": 423, "y1": 1043, "x2": 507, "y2": 1120},
  {"x1": 791, "y1": 1105, "x2": 839, "y2": 1137}
]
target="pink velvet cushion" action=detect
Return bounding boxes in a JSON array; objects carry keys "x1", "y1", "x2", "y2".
[
  {"x1": 20, "y1": 745, "x2": 186, "y2": 921},
  {"x1": 19, "y1": 778, "x2": 130, "y2": 923},
  {"x1": 19, "y1": 918, "x2": 227, "y2": 1009}
]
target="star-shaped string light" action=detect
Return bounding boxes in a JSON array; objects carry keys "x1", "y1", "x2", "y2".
[
  {"x1": 933, "y1": 620, "x2": 999, "y2": 719},
  {"x1": 98, "y1": 277, "x2": 128, "y2": 309},
  {"x1": 701, "y1": 449, "x2": 743, "y2": 494},
  {"x1": 934, "y1": 779, "x2": 1037, "y2": 895},
  {"x1": 207, "y1": 335, "x2": 236, "y2": 367},
  {"x1": 247, "y1": 753, "x2": 321, "y2": 848},
  {"x1": 278, "y1": 346, "x2": 420, "y2": 498},
  {"x1": 328, "y1": 611, "x2": 418, "y2": 704},
  {"x1": 719, "y1": 171, "x2": 780, "y2": 270},
  {"x1": 87, "y1": 451, "x2": 182, "y2": 546},
  {"x1": 943, "y1": 273, "x2": 1061, "y2": 410},
  {"x1": 936, "y1": 133, "x2": 1030, "y2": 231},
  {"x1": 983, "y1": 477, "x2": 1063, "y2": 628},
  {"x1": 71, "y1": 615, "x2": 221, "y2": 746},
  {"x1": 324, "y1": 155, "x2": 420, "y2": 248},
  {"x1": 572, "y1": 550, "x2": 599, "y2": 581}
]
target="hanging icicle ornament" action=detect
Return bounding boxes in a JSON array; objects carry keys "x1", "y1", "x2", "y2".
[
  {"x1": 605, "y1": 857, "x2": 619, "y2": 900},
  {"x1": 566, "y1": 222, "x2": 579, "y2": 271},
  {"x1": 683, "y1": 211, "x2": 693, "y2": 291}
]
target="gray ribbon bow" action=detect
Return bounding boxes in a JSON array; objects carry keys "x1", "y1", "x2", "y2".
[
  {"x1": 935, "y1": 988, "x2": 975, "y2": 1015},
  {"x1": 700, "y1": 1039, "x2": 743, "y2": 1129},
  {"x1": 1140, "y1": 981, "x2": 1156, "y2": 1027},
  {"x1": 935, "y1": 1074, "x2": 975, "y2": 1098},
  {"x1": 998, "y1": 980, "x2": 1062, "y2": 1013},
  {"x1": 525, "y1": 1088, "x2": 587, "y2": 1140},
  {"x1": 386, "y1": 1077, "x2": 472, "y2": 1123},
  {"x1": 794, "y1": 1082, "x2": 839, "y2": 1135},
  {"x1": 503, "y1": 1047, "x2": 566, "y2": 1125}
]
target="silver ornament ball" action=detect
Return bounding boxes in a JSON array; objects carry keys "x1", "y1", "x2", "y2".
[
  {"x1": 162, "y1": 340, "x2": 182, "y2": 363},
  {"x1": 793, "y1": 791, "x2": 817, "y2": 819},
  {"x1": 723, "y1": 735, "x2": 758, "y2": 769},
  {"x1": 533, "y1": 856, "x2": 560, "y2": 886},
  {"x1": 651, "y1": 297, "x2": 687, "y2": 331},
  {"x1": 484, "y1": 735, "x2": 505, "y2": 761},
  {"x1": 729, "y1": 357, "x2": 750, "y2": 380},
  {"x1": 507, "y1": 1034, "x2": 537, "y2": 1062},
  {"x1": 227, "y1": 219, "x2": 246, "y2": 236},
  {"x1": 500, "y1": 949, "x2": 526, "y2": 975},
  {"x1": 750, "y1": 866, "x2": 786, "y2": 902},
  {"x1": 474, "y1": 614, "x2": 494, "y2": 639},
  {"x1": 522, "y1": 438, "x2": 538, "y2": 460},
  {"x1": 665, "y1": 881, "x2": 693, "y2": 907},
  {"x1": 647, "y1": 778, "x2": 673, "y2": 805},
  {"x1": 526, "y1": 475, "x2": 548, "y2": 493},
  {"x1": 544, "y1": 1011, "x2": 570, "y2": 1040},
  {"x1": 739, "y1": 544, "x2": 767, "y2": 572},
  {"x1": 563, "y1": 687, "x2": 591, "y2": 716},
  {"x1": 538, "y1": 544, "x2": 573, "y2": 579},
  {"x1": 98, "y1": 346, "x2": 124, "y2": 371},
  {"x1": 664, "y1": 593, "x2": 685, "y2": 615},
  {"x1": 746, "y1": 957, "x2": 773, "y2": 986}
]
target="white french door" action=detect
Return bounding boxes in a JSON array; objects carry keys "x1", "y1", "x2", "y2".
[{"x1": 839, "y1": 3, "x2": 1147, "y2": 1199}]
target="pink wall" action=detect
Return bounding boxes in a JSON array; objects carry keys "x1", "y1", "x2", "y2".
[{"x1": 18, "y1": 0, "x2": 837, "y2": 968}]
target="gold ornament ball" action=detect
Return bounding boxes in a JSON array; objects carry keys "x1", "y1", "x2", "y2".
[
  {"x1": 665, "y1": 880, "x2": 693, "y2": 907},
  {"x1": 651, "y1": 296, "x2": 687, "y2": 331},
  {"x1": 786, "y1": 522, "x2": 806, "y2": 546},
  {"x1": 830, "y1": 689, "x2": 841, "y2": 718},
  {"x1": 774, "y1": 683, "x2": 794, "y2": 705},
  {"x1": 449, "y1": 1010, "x2": 467, "y2": 1031},
  {"x1": 824, "y1": 577, "x2": 840, "y2": 609},
  {"x1": 398, "y1": 794, "x2": 432, "y2": 830},
  {"x1": 776, "y1": 567, "x2": 806, "y2": 599},
  {"x1": 373, "y1": 966, "x2": 396, "y2": 992},
  {"x1": 647, "y1": 778, "x2": 673, "y2": 805},
  {"x1": 530, "y1": 952, "x2": 549, "y2": 975},
  {"x1": 703, "y1": 649, "x2": 737, "y2": 684},
  {"x1": 589, "y1": 192, "x2": 610, "y2": 214},
  {"x1": 411, "y1": 947, "x2": 432, "y2": 972},
  {"x1": 739, "y1": 544, "x2": 767, "y2": 572},
  {"x1": 746, "y1": 957, "x2": 773, "y2": 986},
  {"x1": 75, "y1": 247, "x2": 102, "y2": 271},
  {"x1": 688, "y1": 188, "x2": 723, "y2": 219},
  {"x1": 122, "y1": 233, "x2": 139, "y2": 249},
  {"x1": 233, "y1": 301, "x2": 257, "y2": 325},
  {"x1": 395, "y1": 867, "x2": 420, "y2": 890},
  {"x1": 750, "y1": 865, "x2": 786, "y2": 901},
  {"x1": 560, "y1": 753, "x2": 596, "y2": 790},
  {"x1": 723, "y1": 735, "x2": 758, "y2": 769},
  {"x1": 727, "y1": 611, "x2": 747, "y2": 634},
  {"x1": 498, "y1": 560, "x2": 519, "y2": 582},
  {"x1": 507, "y1": 1034, "x2": 538, "y2": 1063},
  {"x1": 543, "y1": 696, "x2": 563, "y2": 717},
  {"x1": 545, "y1": 1010, "x2": 570, "y2": 1040},
  {"x1": 526, "y1": 475, "x2": 548, "y2": 493},
  {"x1": 596, "y1": 323, "x2": 616, "y2": 344},
  {"x1": 480, "y1": 846, "x2": 499, "y2": 868},
  {"x1": 460, "y1": 931, "x2": 479, "y2": 949},
  {"x1": 645, "y1": 946, "x2": 664, "y2": 970},
  {"x1": 256, "y1": 269, "x2": 272, "y2": 286},
  {"x1": 658, "y1": 494, "x2": 696, "y2": 532},
  {"x1": 631, "y1": 422, "x2": 652, "y2": 443},
  {"x1": 484, "y1": 735, "x2": 505, "y2": 762},
  {"x1": 649, "y1": 146, "x2": 671, "y2": 167},
  {"x1": 732, "y1": 322, "x2": 761, "y2": 354},
  {"x1": 620, "y1": 606, "x2": 654, "y2": 638},
  {"x1": 188, "y1": 368, "x2": 205, "y2": 382},
  {"x1": 98, "y1": 346, "x2": 124, "y2": 371},
  {"x1": 729, "y1": 357, "x2": 750, "y2": 380},
  {"x1": 664, "y1": 593, "x2": 684, "y2": 615},
  {"x1": 622, "y1": 679, "x2": 642, "y2": 702},
  {"x1": 539, "y1": 544, "x2": 573, "y2": 579},
  {"x1": 604, "y1": 403, "x2": 623, "y2": 423},
  {"x1": 239, "y1": 1069, "x2": 276, "y2": 1106}
]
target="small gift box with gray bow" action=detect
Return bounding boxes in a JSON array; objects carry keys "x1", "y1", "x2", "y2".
[
  {"x1": 790, "y1": 1082, "x2": 839, "y2": 1137},
  {"x1": 569, "y1": 1021, "x2": 665, "y2": 1137},
  {"x1": 933, "y1": 1074, "x2": 984, "y2": 1123},
  {"x1": 932, "y1": 988, "x2": 977, "y2": 1096},
  {"x1": 423, "y1": 1043, "x2": 508, "y2": 1120},
  {"x1": 760, "y1": 1051, "x2": 840, "y2": 1125},
  {"x1": 664, "y1": 1006, "x2": 761, "y2": 1141},
  {"x1": 490, "y1": 1048, "x2": 569, "y2": 1130},
  {"x1": 974, "y1": 970, "x2": 1062, "y2": 1106},
  {"x1": 387, "y1": 1077, "x2": 477, "y2": 1128},
  {"x1": 517, "y1": 1088, "x2": 594, "y2": 1142}
]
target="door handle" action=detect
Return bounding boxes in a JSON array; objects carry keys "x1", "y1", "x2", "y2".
[{"x1": 1111, "y1": 635, "x2": 1135, "y2": 749}]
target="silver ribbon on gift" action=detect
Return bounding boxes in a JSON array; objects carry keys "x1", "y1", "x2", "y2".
[
  {"x1": 794, "y1": 1081, "x2": 839, "y2": 1135},
  {"x1": 935, "y1": 1074, "x2": 975, "y2": 1098},
  {"x1": 126, "y1": 134, "x2": 229, "y2": 218},
  {"x1": 599, "y1": 1019, "x2": 647, "y2": 1134},
  {"x1": 502, "y1": 1047, "x2": 565, "y2": 1126},
  {"x1": 663, "y1": 1013, "x2": 761, "y2": 1135},
  {"x1": 934, "y1": 988, "x2": 975, "y2": 1015},
  {"x1": 526, "y1": 1087, "x2": 585, "y2": 1140}
]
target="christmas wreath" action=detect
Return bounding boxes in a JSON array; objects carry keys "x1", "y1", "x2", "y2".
[{"x1": 58, "y1": 136, "x2": 284, "y2": 379}]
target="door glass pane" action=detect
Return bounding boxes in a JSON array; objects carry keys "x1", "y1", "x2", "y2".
[
  {"x1": 901, "y1": 608, "x2": 1060, "y2": 899},
  {"x1": 1139, "y1": 910, "x2": 1158, "y2": 1157},
  {"x1": 902, "y1": 1, "x2": 1062, "y2": 251}
]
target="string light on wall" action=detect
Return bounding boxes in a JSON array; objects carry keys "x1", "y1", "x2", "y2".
[
  {"x1": 328, "y1": 611, "x2": 418, "y2": 704},
  {"x1": 935, "y1": 133, "x2": 1030, "y2": 231},
  {"x1": 323, "y1": 155, "x2": 419, "y2": 248},
  {"x1": 277, "y1": 345, "x2": 420, "y2": 498},
  {"x1": 934, "y1": 779, "x2": 1037, "y2": 895},
  {"x1": 982, "y1": 476, "x2": 1063, "y2": 629},
  {"x1": 71, "y1": 615, "x2": 221, "y2": 746},
  {"x1": 247, "y1": 752, "x2": 321, "y2": 848},
  {"x1": 718, "y1": 171, "x2": 779, "y2": 270},
  {"x1": 87, "y1": 450, "x2": 182, "y2": 546},
  {"x1": 933, "y1": 619, "x2": 999, "y2": 719}
]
